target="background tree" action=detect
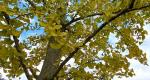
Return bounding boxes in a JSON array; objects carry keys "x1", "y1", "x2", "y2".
[{"x1": 0, "y1": 0, "x2": 150, "y2": 80}]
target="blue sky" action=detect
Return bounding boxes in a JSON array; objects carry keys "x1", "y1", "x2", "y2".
[
  {"x1": 19, "y1": 16, "x2": 44, "y2": 41},
  {"x1": 114, "y1": 24, "x2": 150, "y2": 80}
]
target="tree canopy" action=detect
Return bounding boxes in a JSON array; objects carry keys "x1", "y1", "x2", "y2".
[{"x1": 0, "y1": 0, "x2": 150, "y2": 80}]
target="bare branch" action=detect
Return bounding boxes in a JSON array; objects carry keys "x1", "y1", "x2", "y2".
[{"x1": 51, "y1": 2, "x2": 150, "y2": 79}]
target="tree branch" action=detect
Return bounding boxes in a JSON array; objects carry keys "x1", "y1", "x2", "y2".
[
  {"x1": 128, "y1": 0, "x2": 135, "y2": 9},
  {"x1": 51, "y1": 1, "x2": 150, "y2": 79},
  {"x1": 29, "y1": 67, "x2": 38, "y2": 79},
  {"x1": 1, "y1": 11, "x2": 32, "y2": 80},
  {"x1": 63, "y1": 1, "x2": 149, "y2": 29},
  {"x1": 26, "y1": 0, "x2": 36, "y2": 9},
  {"x1": 42, "y1": 0, "x2": 46, "y2": 5},
  {"x1": 62, "y1": 13, "x2": 103, "y2": 29},
  {"x1": 13, "y1": 13, "x2": 32, "y2": 19},
  {"x1": 128, "y1": 3, "x2": 150, "y2": 11}
]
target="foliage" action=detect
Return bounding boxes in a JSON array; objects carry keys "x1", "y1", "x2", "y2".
[{"x1": 0, "y1": 0, "x2": 150, "y2": 80}]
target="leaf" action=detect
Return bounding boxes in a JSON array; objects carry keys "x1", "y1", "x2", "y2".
[
  {"x1": 11, "y1": 30, "x2": 21, "y2": 36},
  {"x1": 0, "y1": 25, "x2": 9, "y2": 29}
]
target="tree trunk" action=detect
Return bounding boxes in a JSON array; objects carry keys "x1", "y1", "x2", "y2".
[{"x1": 38, "y1": 37, "x2": 61, "y2": 80}]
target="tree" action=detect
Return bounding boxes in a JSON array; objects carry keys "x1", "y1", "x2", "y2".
[{"x1": 0, "y1": 0, "x2": 150, "y2": 80}]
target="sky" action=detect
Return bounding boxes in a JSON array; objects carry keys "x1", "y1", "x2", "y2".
[{"x1": 114, "y1": 24, "x2": 150, "y2": 80}]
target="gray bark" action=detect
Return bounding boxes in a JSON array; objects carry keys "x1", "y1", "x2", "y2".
[{"x1": 38, "y1": 37, "x2": 61, "y2": 80}]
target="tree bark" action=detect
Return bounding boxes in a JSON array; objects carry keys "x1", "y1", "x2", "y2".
[{"x1": 38, "y1": 37, "x2": 61, "y2": 80}]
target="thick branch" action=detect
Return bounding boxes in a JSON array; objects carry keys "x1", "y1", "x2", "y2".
[
  {"x1": 51, "y1": 1, "x2": 150, "y2": 79},
  {"x1": 128, "y1": 3, "x2": 150, "y2": 11},
  {"x1": 1, "y1": 11, "x2": 32, "y2": 80}
]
